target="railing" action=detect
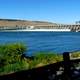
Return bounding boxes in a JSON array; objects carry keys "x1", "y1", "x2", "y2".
[{"x1": 0, "y1": 52, "x2": 80, "y2": 80}]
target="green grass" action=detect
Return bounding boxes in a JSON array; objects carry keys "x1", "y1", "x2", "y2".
[
  {"x1": 28, "y1": 52, "x2": 63, "y2": 69},
  {"x1": 0, "y1": 43, "x2": 80, "y2": 75},
  {"x1": 0, "y1": 60, "x2": 29, "y2": 75},
  {"x1": 0, "y1": 43, "x2": 27, "y2": 75},
  {"x1": 71, "y1": 51, "x2": 80, "y2": 58}
]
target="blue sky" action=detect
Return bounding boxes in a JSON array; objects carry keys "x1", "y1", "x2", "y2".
[{"x1": 0, "y1": 0, "x2": 80, "y2": 24}]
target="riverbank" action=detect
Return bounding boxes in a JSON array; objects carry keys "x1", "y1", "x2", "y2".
[
  {"x1": 0, "y1": 51, "x2": 63, "y2": 75},
  {"x1": 0, "y1": 43, "x2": 80, "y2": 75}
]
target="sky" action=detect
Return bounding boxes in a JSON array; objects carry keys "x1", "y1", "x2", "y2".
[{"x1": 0, "y1": 0, "x2": 80, "y2": 24}]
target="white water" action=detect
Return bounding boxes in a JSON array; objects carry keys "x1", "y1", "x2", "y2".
[{"x1": 2, "y1": 29, "x2": 71, "y2": 32}]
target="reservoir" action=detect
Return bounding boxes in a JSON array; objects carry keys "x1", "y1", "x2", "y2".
[{"x1": 0, "y1": 32, "x2": 80, "y2": 56}]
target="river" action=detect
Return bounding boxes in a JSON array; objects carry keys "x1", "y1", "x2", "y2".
[{"x1": 0, "y1": 31, "x2": 80, "y2": 56}]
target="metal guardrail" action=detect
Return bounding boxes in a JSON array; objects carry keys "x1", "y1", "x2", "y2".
[{"x1": 0, "y1": 52, "x2": 80, "y2": 80}]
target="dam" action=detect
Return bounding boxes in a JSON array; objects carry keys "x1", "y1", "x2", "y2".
[{"x1": 0, "y1": 19, "x2": 80, "y2": 32}]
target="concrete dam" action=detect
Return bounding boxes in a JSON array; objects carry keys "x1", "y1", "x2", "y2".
[{"x1": 0, "y1": 19, "x2": 80, "y2": 32}]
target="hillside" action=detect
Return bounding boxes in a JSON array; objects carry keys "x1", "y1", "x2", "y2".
[{"x1": 0, "y1": 19, "x2": 57, "y2": 27}]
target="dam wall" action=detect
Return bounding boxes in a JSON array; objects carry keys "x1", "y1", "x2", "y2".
[{"x1": 0, "y1": 19, "x2": 80, "y2": 31}]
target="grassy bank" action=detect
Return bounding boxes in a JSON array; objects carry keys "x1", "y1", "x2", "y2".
[{"x1": 0, "y1": 43, "x2": 80, "y2": 75}]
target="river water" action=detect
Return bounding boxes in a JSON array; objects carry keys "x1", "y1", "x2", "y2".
[{"x1": 0, "y1": 31, "x2": 80, "y2": 56}]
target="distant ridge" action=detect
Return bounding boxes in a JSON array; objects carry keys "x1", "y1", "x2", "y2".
[
  {"x1": 0, "y1": 19, "x2": 57, "y2": 27},
  {"x1": 0, "y1": 19, "x2": 25, "y2": 21}
]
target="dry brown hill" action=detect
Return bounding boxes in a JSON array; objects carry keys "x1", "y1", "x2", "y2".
[{"x1": 0, "y1": 19, "x2": 57, "y2": 27}]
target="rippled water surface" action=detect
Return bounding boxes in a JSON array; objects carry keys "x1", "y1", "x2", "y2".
[{"x1": 0, "y1": 32, "x2": 80, "y2": 55}]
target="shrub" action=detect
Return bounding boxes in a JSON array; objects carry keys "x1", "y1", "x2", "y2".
[{"x1": 0, "y1": 43, "x2": 26, "y2": 67}]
